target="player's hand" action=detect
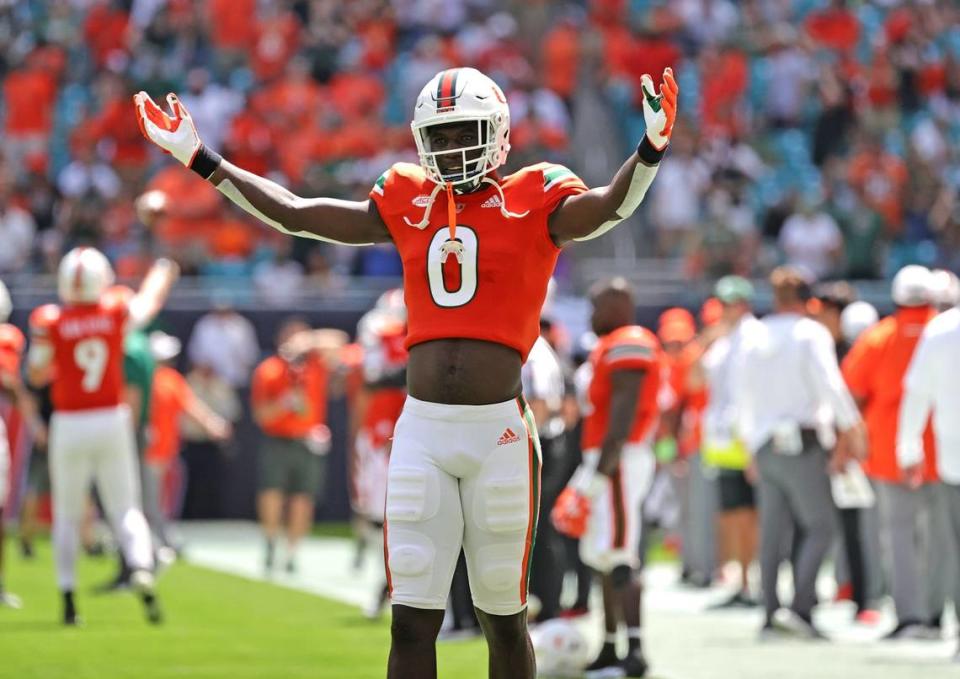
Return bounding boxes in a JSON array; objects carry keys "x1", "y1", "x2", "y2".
[
  {"x1": 551, "y1": 486, "x2": 590, "y2": 539},
  {"x1": 902, "y1": 462, "x2": 923, "y2": 490},
  {"x1": 640, "y1": 67, "x2": 678, "y2": 151},
  {"x1": 133, "y1": 91, "x2": 202, "y2": 167}
]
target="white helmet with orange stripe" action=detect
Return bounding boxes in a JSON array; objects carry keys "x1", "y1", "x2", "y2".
[
  {"x1": 0, "y1": 279, "x2": 10, "y2": 324},
  {"x1": 57, "y1": 247, "x2": 115, "y2": 305},
  {"x1": 411, "y1": 67, "x2": 511, "y2": 191}
]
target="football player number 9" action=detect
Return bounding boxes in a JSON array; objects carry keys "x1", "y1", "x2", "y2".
[
  {"x1": 74, "y1": 337, "x2": 108, "y2": 392},
  {"x1": 427, "y1": 226, "x2": 478, "y2": 308}
]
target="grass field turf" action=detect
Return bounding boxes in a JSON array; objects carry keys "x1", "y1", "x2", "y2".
[{"x1": 0, "y1": 539, "x2": 490, "y2": 679}]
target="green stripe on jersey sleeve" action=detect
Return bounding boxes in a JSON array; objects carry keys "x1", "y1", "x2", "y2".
[
  {"x1": 372, "y1": 170, "x2": 389, "y2": 195},
  {"x1": 543, "y1": 165, "x2": 577, "y2": 192}
]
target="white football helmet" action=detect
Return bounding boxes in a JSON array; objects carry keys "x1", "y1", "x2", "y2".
[
  {"x1": 0, "y1": 279, "x2": 10, "y2": 324},
  {"x1": 531, "y1": 619, "x2": 592, "y2": 677},
  {"x1": 411, "y1": 67, "x2": 511, "y2": 191},
  {"x1": 930, "y1": 268, "x2": 960, "y2": 311},
  {"x1": 840, "y1": 301, "x2": 879, "y2": 343},
  {"x1": 58, "y1": 247, "x2": 115, "y2": 305}
]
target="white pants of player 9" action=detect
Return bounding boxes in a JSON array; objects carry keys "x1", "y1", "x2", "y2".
[
  {"x1": 579, "y1": 444, "x2": 656, "y2": 574},
  {"x1": 384, "y1": 396, "x2": 541, "y2": 616},
  {"x1": 49, "y1": 404, "x2": 154, "y2": 590}
]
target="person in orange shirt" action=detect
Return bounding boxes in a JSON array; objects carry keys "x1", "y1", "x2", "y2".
[
  {"x1": 842, "y1": 266, "x2": 944, "y2": 638},
  {"x1": 143, "y1": 332, "x2": 231, "y2": 558},
  {"x1": 251, "y1": 319, "x2": 346, "y2": 574}
]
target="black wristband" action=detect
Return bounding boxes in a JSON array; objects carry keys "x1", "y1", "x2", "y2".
[
  {"x1": 636, "y1": 136, "x2": 667, "y2": 165},
  {"x1": 189, "y1": 145, "x2": 222, "y2": 180}
]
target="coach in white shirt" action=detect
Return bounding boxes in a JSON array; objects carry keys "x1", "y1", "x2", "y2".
[
  {"x1": 734, "y1": 267, "x2": 866, "y2": 638},
  {"x1": 898, "y1": 302, "x2": 960, "y2": 660}
]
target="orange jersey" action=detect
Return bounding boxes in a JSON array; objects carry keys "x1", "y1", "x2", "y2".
[
  {"x1": 359, "y1": 312, "x2": 408, "y2": 447},
  {"x1": 842, "y1": 306, "x2": 937, "y2": 483},
  {"x1": 29, "y1": 300, "x2": 128, "y2": 412},
  {"x1": 251, "y1": 354, "x2": 329, "y2": 439},
  {"x1": 581, "y1": 325, "x2": 663, "y2": 451},
  {"x1": 0, "y1": 323, "x2": 25, "y2": 381},
  {"x1": 146, "y1": 366, "x2": 195, "y2": 465},
  {"x1": 369, "y1": 162, "x2": 587, "y2": 361}
]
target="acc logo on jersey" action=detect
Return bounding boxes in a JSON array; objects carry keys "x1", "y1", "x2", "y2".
[{"x1": 411, "y1": 195, "x2": 466, "y2": 213}]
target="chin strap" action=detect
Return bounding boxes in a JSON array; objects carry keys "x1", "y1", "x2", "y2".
[{"x1": 402, "y1": 181, "x2": 445, "y2": 230}]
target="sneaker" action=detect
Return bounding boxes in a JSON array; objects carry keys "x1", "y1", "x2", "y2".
[
  {"x1": 708, "y1": 590, "x2": 758, "y2": 610},
  {"x1": 770, "y1": 609, "x2": 828, "y2": 640},
  {"x1": 884, "y1": 621, "x2": 938, "y2": 641},
  {"x1": 0, "y1": 590, "x2": 23, "y2": 609},
  {"x1": 620, "y1": 652, "x2": 649, "y2": 678},
  {"x1": 585, "y1": 644, "x2": 623, "y2": 677}
]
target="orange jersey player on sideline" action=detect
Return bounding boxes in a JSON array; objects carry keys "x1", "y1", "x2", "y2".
[
  {"x1": 26, "y1": 247, "x2": 178, "y2": 626},
  {"x1": 553, "y1": 279, "x2": 662, "y2": 676},
  {"x1": 0, "y1": 279, "x2": 41, "y2": 609},
  {"x1": 136, "y1": 64, "x2": 678, "y2": 679}
]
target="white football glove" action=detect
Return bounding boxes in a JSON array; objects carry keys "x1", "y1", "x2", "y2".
[
  {"x1": 133, "y1": 91, "x2": 202, "y2": 167},
  {"x1": 640, "y1": 67, "x2": 679, "y2": 152}
]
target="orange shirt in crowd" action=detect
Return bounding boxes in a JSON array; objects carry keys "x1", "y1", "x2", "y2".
[
  {"x1": 146, "y1": 366, "x2": 196, "y2": 465},
  {"x1": 805, "y1": 7, "x2": 860, "y2": 51},
  {"x1": 848, "y1": 149, "x2": 908, "y2": 231},
  {"x1": 207, "y1": 0, "x2": 257, "y2": 50},
  {"x1": 542, "y1": 23, "x2": 580, "y2": 100},
  {"x1": 3, "y1": 68, "x2": 57, "y2": 136},
  {"x1": 83, "y1": 3, "x2": 129, "y2": 68},
  {"x1": 251, "y1": 354, "x2": 328, "y2": 439},
  {"x1": 841, "y1": 306, "x2": 937, "y2": 484}
]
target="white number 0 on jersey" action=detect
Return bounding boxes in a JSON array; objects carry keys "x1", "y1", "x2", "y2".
[
  {"x1": 427, "y1": 225, "x2": 478, "y2": 308},
  {"x1": 74, "y1": 337, "x2": 109, "y2": 392}
]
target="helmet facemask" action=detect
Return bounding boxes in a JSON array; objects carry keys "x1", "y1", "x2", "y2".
[{"x1": 413, "y1": 116, "x2": 502, "y2": 193}]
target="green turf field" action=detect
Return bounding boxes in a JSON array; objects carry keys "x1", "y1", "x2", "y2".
[{"x1": 1, "y1": 539, "x2": 488, "y2": 679}]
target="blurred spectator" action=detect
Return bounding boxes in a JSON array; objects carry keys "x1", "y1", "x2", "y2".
[
  {"x1": 178, "y1": 68, "x2": 243, "y2": 153},
  {"x1": 253, "y1": 239, "x2": 305, "y2": 307},
  {"x1": 0, "y1": 168, "x2": 37, "y2": 273},
  {"x1": 779, "y1": 192, "x2": 843, "y2": 281},
  {"x1": 57, "y1": 139, "x2": 121, "y2": 201},
  {"x1": 187, "y1": 302, "x2": 260, "y2": 389}
]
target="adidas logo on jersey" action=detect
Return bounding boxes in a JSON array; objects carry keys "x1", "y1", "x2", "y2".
[
  {"x1": 497, "y1": 428, "x2": 521, "y2": 445},
  {"x1": 481, "y1": 195, "x2": 503, "y2": 209}
]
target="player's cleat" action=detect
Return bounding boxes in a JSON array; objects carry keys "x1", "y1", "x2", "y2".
[
  {"x1": 585, "y1": 643, "x2": 623, "y2": 677},
  {"x1": 264, "y1": 540, "x2": 276, "y2": 573},
  {"x1": 620, "y1": 651, "x2": 649, "y2": 678},
  {"x1": 20, "y1": 539, "x2": 35, "y2": 560},
  {"x1": 132, "y1": 570, "x2": 163, "y2": 625},
  {"x1": 855, "y1": 609, "x2": 881, "y2": 625},
  {"x1": 84, "y1": 541, "x2": 107, "y2": 558},
  {"x1": 708, "y1": 590, "x2": 758, "y2": 610},
  {"x1": 92, "y1": 571, "x2": 131, "y2": 594},
  {"x1": 770, "y1": 608, "x2": 828, "y2": 640},
  {"x1": 62, "y1": 591, "x2": 79, "y2": 626}
]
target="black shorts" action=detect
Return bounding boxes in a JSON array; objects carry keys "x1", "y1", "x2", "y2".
[
  {"x1": 259, "y1": 435, "x2": 326, "y2": 497},
  {"x1": 718, "y1": 469, "x2": 755, "y2": 511}
]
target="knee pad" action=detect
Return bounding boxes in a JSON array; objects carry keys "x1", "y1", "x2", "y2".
[
  {"x1": 387, "y1": 529, "x2": 435, "y2": 578},
  {"x1": 610, "y1": 564, "x2": 633, "y2": 589},
  {"x1": 473, "y1": 544, "x2": 519, "y2": 594},
  {"x1": 387, "y1": 467, "x2": 440, "y2": 523},
  {"x1": 478, "y1": 475, "x2": 529, "y2": 533}
]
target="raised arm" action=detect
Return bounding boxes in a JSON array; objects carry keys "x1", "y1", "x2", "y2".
[
  {"x1": 548, "y1": 68, "x2": 678, "y2": 246},
  {"x1": 134, "y1": 92, "x2": 391, "y2": 246}
]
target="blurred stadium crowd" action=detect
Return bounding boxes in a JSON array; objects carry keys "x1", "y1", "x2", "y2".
[{"x1": 0, "y1": 0, "x2": 958, "y2": 299}]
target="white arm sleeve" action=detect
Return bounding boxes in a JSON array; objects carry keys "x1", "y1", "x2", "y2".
[
  {"x1": 573, "y1": 162, "x2": 659, "y2": 242},
  {"x1": 897, "y1": 334, "x2": 936, "y2": 469},
  {"x1": 216, "y1": 179, "x2": 372, "y2": 246},
  {"x1": 807, "y1": 326, "x2": 860, "y2": 430}
]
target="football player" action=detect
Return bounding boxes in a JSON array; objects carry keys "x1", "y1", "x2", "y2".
[
  {"x1": 0, "y1": 278, "x2": 42, "y2": 609},
  {"x1": 27, "y1": 248, "x2": 178, "y2": 625},
  {"x1": 553, "y1": 279, "x2": 662, "y2": 677},
  {"x1": 135, "y1": 65, "x2": 677, "y2": 679},
  {"x1": 352, "y1": 290, "x2": 408, "y2": 619}
]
